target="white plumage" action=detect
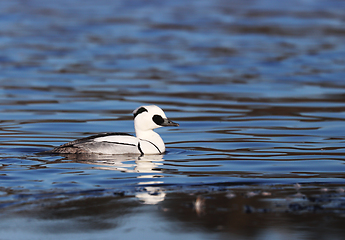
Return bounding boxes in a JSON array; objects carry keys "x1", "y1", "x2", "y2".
[{"x1": 47, "y1": 105, "x2": 179, "y2": 155}]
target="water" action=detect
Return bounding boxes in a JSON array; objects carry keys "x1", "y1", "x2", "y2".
[{"x1": 1, "y1": 0, "x2": 345, "y2": 239}]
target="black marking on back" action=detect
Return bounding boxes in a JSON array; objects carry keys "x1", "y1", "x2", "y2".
[
  {"x1": 81, "y1": 132, "x2": 132, "y2": 140},
  {"x1": 56, "y1": 132, "x2": 133, "y2": 148},
  {"x1": 133, "y1": 107, "x2": 148, "y2": 118},
  {"x1": 101, "y1": 141, "x2": 136, "y2": 146},
  {"x1": 152, "y1": 115, "x2": 164, "y2": 125}
]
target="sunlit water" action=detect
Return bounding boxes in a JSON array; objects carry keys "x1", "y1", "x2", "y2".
[{"x1": 1, "y1": 0, "x2": 345, "y2": 239}]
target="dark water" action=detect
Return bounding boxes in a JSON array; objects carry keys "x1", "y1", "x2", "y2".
[{"x1": 1, "y1": 0, "x2": 345, "y2": 239}]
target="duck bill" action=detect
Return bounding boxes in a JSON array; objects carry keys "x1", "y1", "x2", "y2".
[{"x1": 161, "y1": 118, "x2": 179, "y2": 127}]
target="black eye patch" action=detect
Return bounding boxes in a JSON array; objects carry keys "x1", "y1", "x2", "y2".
[
  {"x1": 133, "y1": 107, "x2": 148, "y2": 118},
  {"x1": 153, "y1": 115, "x2": 164, "y2": 125}
]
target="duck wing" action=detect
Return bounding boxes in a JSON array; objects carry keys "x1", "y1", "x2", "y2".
[{"x1": 47, "y1": 132, "x2": 141, "y2": 155}]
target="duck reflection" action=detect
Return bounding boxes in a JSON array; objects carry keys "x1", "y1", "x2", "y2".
[{"x1": 61, "y1": 153, "x2": 166, "y2": 204}]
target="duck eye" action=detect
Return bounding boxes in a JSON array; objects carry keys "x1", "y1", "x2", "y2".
[{"x1": 153, "y1": 115, "x2": 164, "y2": 125}]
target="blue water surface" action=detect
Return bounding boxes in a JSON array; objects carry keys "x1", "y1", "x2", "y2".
[{"x1": 1, "y1": 0, "x2": 345, "y2": 239}]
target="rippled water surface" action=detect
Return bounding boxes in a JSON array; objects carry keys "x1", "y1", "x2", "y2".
[{"x1": 1, "y1": 0, "x2": 345, "y2": 239}]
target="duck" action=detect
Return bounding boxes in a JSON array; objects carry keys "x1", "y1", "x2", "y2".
[{"x1": 47, "y1": 105, "x2": 179, "y2": 155}]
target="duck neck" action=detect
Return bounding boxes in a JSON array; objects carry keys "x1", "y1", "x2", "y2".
[{"x1": 135, "y1": 129, "x2": 165, "y2": 153}]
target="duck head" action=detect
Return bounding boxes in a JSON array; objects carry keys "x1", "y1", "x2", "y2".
[{"x1": 133, "y1": 105, "x2": 179, "y2": 132}]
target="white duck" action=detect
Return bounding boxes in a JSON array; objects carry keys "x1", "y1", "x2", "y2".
[{"x1": 48, "y1": 105, "x2": 179, "y2": 155}]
